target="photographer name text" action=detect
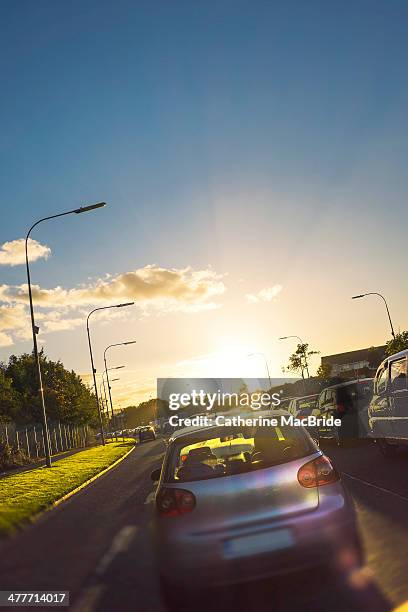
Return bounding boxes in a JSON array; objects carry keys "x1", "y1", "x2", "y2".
[{"x1": 167, "y1": 414, "x2": 341, "y2": 428}]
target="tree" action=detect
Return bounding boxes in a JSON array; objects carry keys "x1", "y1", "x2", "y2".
[
  {"x1": 385, "y1": 331, "x2": 408, "y2": 357},
  {"x1": 0, "y1": 367, "x2": 21, "y2": 422},
  {"x1": 125, "y1": 398, "x2": 168, "y2": 427},
  {"x1": 2, "y1": 350, "x2": 97, "y2": 426},
  {"x1": 316, "y1": 362, "x2": 332, "y2": 379},
  {"x1": 283, "y1": 343, "x2": 319, "y2": 378}
]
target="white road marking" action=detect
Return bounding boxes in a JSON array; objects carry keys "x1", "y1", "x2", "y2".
[
  {"x1": 95, "y1": 525, "x2": 139, "y2": 576},
  {"x1": 71, "y1": 585, "x2": 105, "y2": 612},
  {"x1": 342, "y1": 472, "x2": 408, "y2": 503},
  {"x1": 144, "y1": 490, "x2": 156, "y2": 505},
  {"x1": 72, "y1": 525, "x2": 139, "y2": 612}
]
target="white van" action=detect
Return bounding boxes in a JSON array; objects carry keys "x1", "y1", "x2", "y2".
[{"x1": 368, "y1": 349, "x2": 408, "y2": 456}]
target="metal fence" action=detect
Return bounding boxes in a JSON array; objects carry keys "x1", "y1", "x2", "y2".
[{"x1": 0, "y1": 421, "x2": 95, "y2": 460}]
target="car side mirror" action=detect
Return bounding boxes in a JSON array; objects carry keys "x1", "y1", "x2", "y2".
[{"x1": 151, "y1": 468, "x2": 161, "y2": 482}]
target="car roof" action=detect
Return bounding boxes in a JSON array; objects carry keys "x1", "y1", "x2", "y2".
[
  {"x1": 323, "y1": 377, "x2": 373, "y2": 391},
  {"x1": 292, "y1": 394, "x2": 319, "y2": 400},
  {"x1": 168, "y1": 409, "x2": 291, "y2": 443},
  {"x1": 380, "y1": 348, "x2": 408, "y2": 365}
]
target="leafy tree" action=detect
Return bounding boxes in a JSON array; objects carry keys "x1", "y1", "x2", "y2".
[
  {"x1": 283, "y1": 343, "x2": 319, "y2": 378},
  {"x1": 2, "y1": 350, "x2": 97, "y2": 426},
  {"x1": 316, "y1": 362, "x2": 332, "y2": 379},
  {"x1": 385, "y1": 331, "x2": 408, "y2": 357},
  {"x1": 125, "y1": 398, "x2": 168, "y2": 427},
  {"x1": 0, "y1": 367, "x2": 21, "y2": 422}
]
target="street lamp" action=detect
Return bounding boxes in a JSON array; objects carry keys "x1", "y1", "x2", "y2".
[
  {"x1": 248, "y1": 352, "x2": 272, "y2": 394},
  {"x1": 104, "y1": 341, "x2": 136, "y2": 439},
  {"x1": 100, "y1": 376, "x2": 119, "y2": 416},
  {"x1": 26, "y1": 202, "x2": 106, "y2": 467},
  {"x1": 279, "y1": 336, "x2": 310, "y2": 378},
  {"x1": 100, "y1": 366, "x2": 124, "y2": 432},
  {"x1": 351, "y1": 293, "x2": 395, "y2": 339},
  {"x1": 86, "y1": 303, "x2": 134, "y2": 446}
]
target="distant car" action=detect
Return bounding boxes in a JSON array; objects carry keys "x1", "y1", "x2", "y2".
[
  {"x1": 139, "y1": 426, "x2": 156, "y2": 443},
  {"x1": 288, "y1": 394, "x2": 319, "y2": 417},
  {"x1": 152, "y1": 411, "x2": 362, "y2": 609},
  {"x1": 277, "y1": 397, "x2": 296, "y2": 411},
  {"x1": 369, "y1": 349, "x2": 408, "y2": 456},
  {"x1": 317, "y1": 379, "x2": 373, "y2": 443}
]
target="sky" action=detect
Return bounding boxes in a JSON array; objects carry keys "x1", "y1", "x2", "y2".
[{"x1": 1, "y1": 0, "x2": 408, "y2": 405}]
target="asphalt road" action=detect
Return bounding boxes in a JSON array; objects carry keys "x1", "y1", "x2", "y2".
[{"x1": 0, "y1": 438, "x2": 407, "y2": 612}]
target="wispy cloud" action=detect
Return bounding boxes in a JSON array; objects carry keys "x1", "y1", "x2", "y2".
[
  {"x1": 0, "y1": 238, "x2": 51, "y2": 266},
  {"x1": 0, "y1": 331, "x2": 14, "y2": 347},
  {"x1": 0, "y1": 304, "x2": 30, "y2": 346},
  {"x1": 246, "y1": 284, "x2": 283, "y2": 304},
  {"x1": 0, "y1": 265, "x2": 226, "y2": 347}
]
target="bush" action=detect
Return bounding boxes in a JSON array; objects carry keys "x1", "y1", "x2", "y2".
[{"x1": 0, "y1": 442, "x2": 33, "y2": 471}]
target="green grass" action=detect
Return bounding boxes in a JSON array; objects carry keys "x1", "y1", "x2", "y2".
[{"x1": 0, "y1": 441, "x2": 134, "y2": 534}]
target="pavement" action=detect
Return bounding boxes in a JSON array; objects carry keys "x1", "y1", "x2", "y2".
[{"x1": 0, "y1": 438, "x2": 407, "y2": 612}]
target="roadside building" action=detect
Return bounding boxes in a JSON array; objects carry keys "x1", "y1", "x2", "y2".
[{"x1": 320, "y1": 345, "x2": 386, "y2": 379}]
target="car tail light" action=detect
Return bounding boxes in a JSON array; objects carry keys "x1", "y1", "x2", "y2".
[
  {"x1": 297, "y1": 455, "x2": 339, "y2": 488},
  {"x1": 156, "y1": 488, "x2": 196, "y2": 517},
  {"x1": 336, "y1": 403, "x2": 346, "y2": 414}
]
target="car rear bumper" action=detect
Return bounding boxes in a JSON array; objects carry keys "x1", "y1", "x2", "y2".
[{"x1": 154, "y1": 490, "x2": 359, "y2": 588}]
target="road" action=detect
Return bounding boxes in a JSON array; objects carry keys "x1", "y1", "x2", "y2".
[{"x1": 0, "y1": 438, "x2": 407, "y2": 612}]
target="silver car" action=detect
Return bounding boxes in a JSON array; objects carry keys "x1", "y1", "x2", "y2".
[{"x1": 151, "y1": 411, "x2": 362, "y2": 608}]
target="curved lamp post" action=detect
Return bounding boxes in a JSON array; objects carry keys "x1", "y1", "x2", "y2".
[
  {"x1": 247, "y1": 352, "x2": 272, "y2": 391},
  {"x1": 100, "y1": 366, "x2": 124, "y2": 431},
  {"x1": 86, "y1": 303, "x2": 134, "y2": 446},
  {"x1": 26, "y1": 202, "x2": 106, "y2": 467},
  {"x1": 352, "y1": 293, "x2": 395, "y2": 339},
  {"x1": 104, "y1": 341, "x2": 136, "y2": 439}
]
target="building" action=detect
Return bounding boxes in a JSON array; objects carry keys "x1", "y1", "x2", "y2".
[{"x1": 321, "y1": 345, "x2": 386, "y2": 379}]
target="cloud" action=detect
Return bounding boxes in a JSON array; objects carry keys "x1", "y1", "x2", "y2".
[
  {"x1": 0, "y1": 265, "x2": 226, "y2": 347},
  {"x1": 0, "y1": 304, "x2": 31, "y2": 346},
  {"x1": 0, "y1": 265, "x2": 225, "y2": 310},
  {"x1": 0, "y1": 331, "x2": 13, "y2": 347},
  {"x1": 0, "y1": 238, "x2": 51, "y2": 266},
  {"x1": 246, "y1": 284, "x2": 283, "y2": 304}
]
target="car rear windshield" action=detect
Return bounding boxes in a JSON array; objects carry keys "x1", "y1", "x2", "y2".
[
  {"x1": 165, "y1": 425, "x2": 314, "y2": 483},
  {"x1": 296, "y1": 398, "x2": 317, "y2": 413},
  {"x1": 337, "y1": 381, "x2": 373, "y2": 405}
]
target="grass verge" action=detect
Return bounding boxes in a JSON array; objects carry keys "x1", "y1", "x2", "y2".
[{"x1": 0, "y1": 441, "x2": 134, "y2": 535}]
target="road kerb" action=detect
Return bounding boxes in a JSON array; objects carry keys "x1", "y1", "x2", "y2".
[
  {"x1": 49, "y1": 444, "x2": 136, "y2": 511},
  {"x1": 0, "y1": 444, "x2": 136, "y2": 547}
]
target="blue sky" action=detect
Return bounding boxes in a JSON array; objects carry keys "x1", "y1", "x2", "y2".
[{"x1": 1, "y1": 1, "x2": 408, "y2": 402}]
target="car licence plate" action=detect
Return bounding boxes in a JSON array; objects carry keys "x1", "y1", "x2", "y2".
[{"x1": 223, "y1": 529, "x2": 294, "y2": 560}]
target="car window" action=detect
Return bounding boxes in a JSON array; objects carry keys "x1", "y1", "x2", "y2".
[
  {"x1": 376, "y1": 367, "x2": 389, "y2": 394},
  {"x1": 165, "y1": 425, "x2": 314, "y2": 483},
  {"x1": 337, "y1": 381, "x2": 373, "y2": 405},
  {"x1": 390, "y1": 358, "x2": 407, "y2": 391},
  {"x1": 296, "y1": 398, "x2": 317, "y2": 415}
]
